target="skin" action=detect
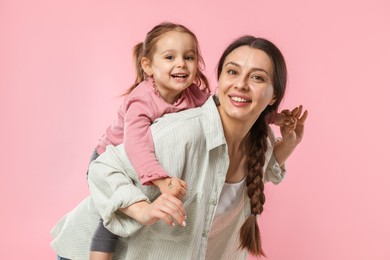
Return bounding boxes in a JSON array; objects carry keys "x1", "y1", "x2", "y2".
[
  {"x1": 90, "y1": 31, "x2": 196, "y2": 260},
  {"x1": 121, "y1": 45, "x2": 308, "y2": 229},
  {"x1": 217, "y1": 46, "x2": 277, "y2": 183},
  {"x1": 143, "y1": 31, "x2": 200, "y2": 201},
  {"x1": 119, "y1": 31, "x2": 201, "y2": 228},
  {"x1": 141, "y1": 31, "x2": 198, "y2": 104}
]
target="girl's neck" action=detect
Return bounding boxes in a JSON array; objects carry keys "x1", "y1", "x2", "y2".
[{"x1": 151, "y1": 79, "x2": 182, "y2": 104}]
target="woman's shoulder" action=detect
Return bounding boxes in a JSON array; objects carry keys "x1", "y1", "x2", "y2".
[{"x1": 153, "y1": 96, "x2": 215, "y2": 127}]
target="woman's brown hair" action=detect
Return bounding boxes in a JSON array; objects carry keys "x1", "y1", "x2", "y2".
[{"x1": 217, "y1": 35, "x2": 287, "y2": 256}]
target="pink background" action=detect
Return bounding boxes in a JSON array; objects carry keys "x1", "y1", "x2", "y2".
[{"x1": 1, "y1": 0, "x2": 389, "y2": 259}]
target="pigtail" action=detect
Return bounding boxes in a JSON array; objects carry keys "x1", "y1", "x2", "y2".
[
  {"x1": 195, "y1": 69, "x2": 211, "y2": 94},
  {"x1": 193, "y1": 48, "x2": 210, "y2": 93},
  {"x1": 123, "y1": 42, "x2": 145, "y2": 96},
  {"x1": 239, "y1": 116, "x2": 268, "y2": 257}
]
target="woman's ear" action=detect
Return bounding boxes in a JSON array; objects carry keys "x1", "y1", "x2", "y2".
[
  {"x1": 268, "y1": 94, "x2": 277, "y2": 106},
  {"x1": 141, "y1": 57, "x2": 152, "y2": 76}
]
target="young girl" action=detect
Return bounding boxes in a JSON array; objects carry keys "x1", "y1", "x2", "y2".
[{"x1": 89, "y1": 22, "x2": 211, "y2": 260}]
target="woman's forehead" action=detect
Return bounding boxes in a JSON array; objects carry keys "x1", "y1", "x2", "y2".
[{"x1": 224, "y1": 46, "x2": 272, "y2": 73}]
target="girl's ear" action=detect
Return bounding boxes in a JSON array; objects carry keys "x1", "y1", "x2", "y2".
[{"x1": 141, "y1": 57, "x2": 152, "y2": 76}]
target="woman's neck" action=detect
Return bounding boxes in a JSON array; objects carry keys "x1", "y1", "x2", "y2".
[
  {"x1": 217, "y1": 110, "x2": 252, "y2": 151},
  {"x1": 217, "y1": 107, "x2": 252, "y2": 182}
]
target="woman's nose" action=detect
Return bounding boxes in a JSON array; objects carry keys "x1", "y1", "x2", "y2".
[{"x1": 234, "y1": 77, "x2": 248, "y2": 90}]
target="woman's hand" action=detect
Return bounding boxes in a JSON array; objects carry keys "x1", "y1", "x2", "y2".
[
  {"x1": 120, "y1": 193, "x2": 187, "y2": 227},
  {"x1": 279, "y1": 105, "x2": 308, "y2": 148},
  {"x1": 273, "y1": 105, "x2": 308, "y2": 165}
]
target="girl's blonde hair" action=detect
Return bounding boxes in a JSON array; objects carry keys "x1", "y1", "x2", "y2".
[{"x1": 124, "y1": 22, "x2": 209, "y2": 95}]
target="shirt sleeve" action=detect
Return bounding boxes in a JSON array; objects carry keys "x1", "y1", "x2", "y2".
[
  {"x1": 264, "y1": 152, "x2": 286, "y2": 184},
  {"x1": 123, "y1": 96, "x2": 169, "y2": 185},
  {"x1": 87, "y1": 145, "x2": 149, "y2": 237},
  {"x1": 264, "y1": 127, "x2": 287, "y2": 184}
]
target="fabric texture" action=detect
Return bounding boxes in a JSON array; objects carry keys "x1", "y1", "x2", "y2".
[
  {"x1": 96, "y1": 77, "x2": 209, "y2": 185},
  {"x1": 90, "y1": 219, "x2": 119, "y2": 252},
  {"x1": 51, "y1": 96, "x2": 286, "y2": 260}
]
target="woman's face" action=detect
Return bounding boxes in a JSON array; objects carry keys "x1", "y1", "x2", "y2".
[{"x1": 217, "y1": 45, "x2": 276, "y2": 125}]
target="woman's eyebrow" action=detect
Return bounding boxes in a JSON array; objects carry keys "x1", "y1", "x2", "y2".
[
  {"x1": 225, "y1": 61, "x2": 269, "y2": 75},
  {"x1": 225, "y1": 61, "x2": 240, "y2": 68},
  {"x1": 252, "y1": 68, "x2": 270, "y2": 76}
]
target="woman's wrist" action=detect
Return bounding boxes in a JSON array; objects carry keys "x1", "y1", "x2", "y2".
[
  {"x1": 119, "y1": 200, "x2": 149, "y2": 221},
  {"x1": 273, "y1": 139, "x2": 298, "y2": 165},
  {"x1": 277, "y1": 138, "x2": 299, "y2": 150}
]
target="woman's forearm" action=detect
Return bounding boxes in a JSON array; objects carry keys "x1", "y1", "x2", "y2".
[{"x1": 273, "y1": 140, "x2": 298, "y2": 166}]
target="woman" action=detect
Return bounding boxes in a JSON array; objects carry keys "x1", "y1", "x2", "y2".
[{"x1": 51, "y1": 35, "x2": 308, "y2": 259}]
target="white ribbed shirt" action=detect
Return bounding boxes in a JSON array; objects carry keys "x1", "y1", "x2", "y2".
[{"x1": 50, "y1": 96, "x2": 286, "y2": 260}]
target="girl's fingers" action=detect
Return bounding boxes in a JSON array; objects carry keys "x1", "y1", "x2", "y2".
[{"x1": 179, "y1": 179, "x2": 188, "y2": 189}]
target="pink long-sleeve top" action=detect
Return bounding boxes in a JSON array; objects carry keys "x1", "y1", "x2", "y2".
[{"x1": 96, "y1": 77, "x2": 210, "y2": 185}]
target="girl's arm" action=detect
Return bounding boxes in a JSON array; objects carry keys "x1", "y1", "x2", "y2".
[
  {"x1": 88, "y1": 145, "x2": 186, "y2": 237},
  {"x1": 123, "y1": 97, "x2": 186, "y2": 198}
]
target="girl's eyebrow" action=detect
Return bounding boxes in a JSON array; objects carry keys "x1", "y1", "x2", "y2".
[
  {"x1": 225, "y1": 61, "x2": 270, "y2": 76},
  {"x1": 161, "y1": 49, "x2": 196, "y2": 55}
]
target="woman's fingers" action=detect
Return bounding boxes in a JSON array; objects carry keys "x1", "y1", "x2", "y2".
[
  {"x1": 298, "y1": 110, "x2": 308, "y2": 124},
  {"x1": 154, "y1": 194, "x2": 187, "y2": 227}
]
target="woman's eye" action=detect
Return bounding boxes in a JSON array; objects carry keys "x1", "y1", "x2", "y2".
[
  {"x1": 227, "y1": 69, "x2": 237, "y2": 75},
  {"x1": 252, "y1": 75, "x2": 265, "y2": 81}
]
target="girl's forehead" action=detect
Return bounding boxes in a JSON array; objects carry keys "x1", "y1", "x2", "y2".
[{"x1": 157, "y1": 31, "x2": 194, "y2": 45}]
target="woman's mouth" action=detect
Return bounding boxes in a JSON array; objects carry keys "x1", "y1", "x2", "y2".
[{"x1": 230, "y1": 96, "x2": 251, "y2": 103}]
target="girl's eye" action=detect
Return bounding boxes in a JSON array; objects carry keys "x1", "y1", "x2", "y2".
[
  {"x1": 185, "y1": 56, "x2": 195, "y2": 60},
  {"x1": 165, "y1": 55, "x2": 174, "y2": 60}
]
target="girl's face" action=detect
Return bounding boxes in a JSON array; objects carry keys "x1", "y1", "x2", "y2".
[
  {"x1": 217, "y1": 45, "x2": 276, "y2": 125},
  {"x1": 142, "y1": 31, "x2": 198, "y2": 104}
]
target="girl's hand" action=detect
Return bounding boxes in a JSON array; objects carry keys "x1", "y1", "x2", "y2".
[
  {"x1": 280, "y1": 105, "x2": 308, "y2": 147},
  {"x1": 152, "y1": 177, "x2": 187, "y2": 200},
  {"x1": 120, "y1": 193, "x2": 187, "y2": 227}
]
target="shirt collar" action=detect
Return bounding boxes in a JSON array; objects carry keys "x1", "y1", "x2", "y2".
[{"x1": 201, "y1": 96, "x2": 227, "y2": 151}]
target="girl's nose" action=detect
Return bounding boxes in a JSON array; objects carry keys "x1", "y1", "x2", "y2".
[{"x1": 176, "y1": 57, "x2": 187, "y2": 68}]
